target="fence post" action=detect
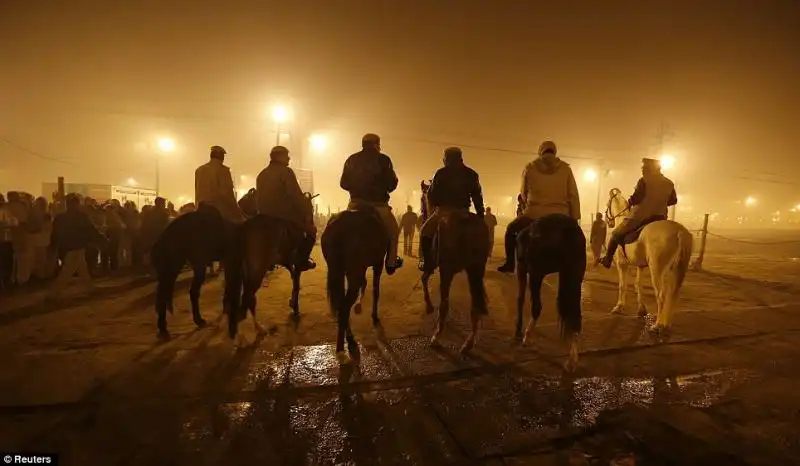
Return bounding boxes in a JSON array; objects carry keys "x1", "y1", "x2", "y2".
[
  {"x1": 691, "y1": 213, "x2": 710, "y2": 271},
  {"x1": 57, "y1": 177, "x2": 66, "y2": 213}
]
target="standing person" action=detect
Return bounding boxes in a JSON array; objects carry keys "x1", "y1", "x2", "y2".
[
  {"x1": 399, "y1": 205, "x2": 419, "y2": 256},
  {"x1": 339, "y1": 133, "x2": 403, "y2": 274},
  {"x1": 484, "y1": 206, "x2": 498, "y2": 258},
  {"x1": 589, "y1": 212, "x2": 607, "y2": 265},
  {"x1": 0, "y1": 194, "x2": 18, "y2": 288},
  {"x1": 48, "y1": 194, "x2": 106, "y2": 299}
]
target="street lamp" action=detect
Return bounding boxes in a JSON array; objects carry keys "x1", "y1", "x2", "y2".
[
  {"x1": 584, "y1": 166, "x2": 610, "y2": 218},
  {"x1": 309, "y1": 134, "x2": 328, "y2": 153},
  {"x1": 271, "y1": 105, "x2": 291, "y2": 146},
  {"x1": 745, "y1": 196, "x2": 757, "y2": 207},
  {"x1": 660, "y1": 154, "x2": 676, "y2": 171},
  {"x1": 127, "y1": 177, "x2": 138, "y2": 186},
  {"x1": 154, "y1": 137, "x2": 175, "y2": 196}
]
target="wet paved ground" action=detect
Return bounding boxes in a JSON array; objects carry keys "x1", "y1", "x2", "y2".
[{"x1": 1, "y1": 239, "x2": 800, "y2": 465}]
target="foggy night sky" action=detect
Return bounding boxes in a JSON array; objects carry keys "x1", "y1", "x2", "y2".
[{"x1": 1, "y1": 0, "x2": 798, "y2": 220}]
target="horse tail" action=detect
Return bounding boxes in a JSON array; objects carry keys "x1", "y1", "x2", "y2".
[
  {"x1": 660, "y1": 228, "x2": 693, "y2": 323},
  {"x1": 557, "y1": 225, "x2": 586, "y2": 340}
]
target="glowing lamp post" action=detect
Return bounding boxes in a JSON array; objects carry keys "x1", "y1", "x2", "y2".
[
  {"x1": 745, "y1": 196, "x2": 757, "y2": 207},
  {"x1": 271, "y1": 105, "x2": 291, "y2": 146},
  {"x1": 154, "y1": 137, "x2": 175, "y2": 196},
  {"x1": 583, "y1": 166, "x2": 610, "y2": 218}
]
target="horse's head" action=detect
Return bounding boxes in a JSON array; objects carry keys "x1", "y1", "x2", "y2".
[
  {"x1": 604, "y1": 188, "x2": 629, "y2": 228},
  {"x1": 238, "y1": 188, "x2": 258, "y2": 217}
]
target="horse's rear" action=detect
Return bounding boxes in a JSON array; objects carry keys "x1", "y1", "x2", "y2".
[
  {"x1": 637, "y1": 219, "x2": 693, "y2": 331},
  {"x1": 516, "y1": 214, "x2": 586, "y2": 370},
  {"x1": 321, "y1": 209, "x2": 388, "y2": 364},
  {"x1": 427, "y1": 212, "x2": 490, "y2": 354}
]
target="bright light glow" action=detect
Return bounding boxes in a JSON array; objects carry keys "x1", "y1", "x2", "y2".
[
  {"x1": 795, "y1": 204, "x2": 800, "y2": 211},
  {"x1": 660, "y1": 154, "x2": 675, "y2": 170},
  {"x1": 240, "y1": 175, "x2": 248, "y2": 181},
  {"x1": 271, "y1": 105, "x2": 290, "y2": 123},
  {"x1": 127, "y1": 177, "x2": 138, "y2": 186},
  {"x1": 178, "y1": 195, "x2": 189, "y2": 203},
  {"x1": 157, "y1": 137, "x2": 175, "y2": 152},
  {"x1": 236, "y1": 189, "x2": 249, "y2": 198},
  {"x1": 309, "y1": 134, "x2": 328, "y2": 152},
  {"x1": 745, "y1": 196, "x2": 757, "y2": 207},
  {"x1": 583, "y1": 168, "x2": 598, "y2": 182}
]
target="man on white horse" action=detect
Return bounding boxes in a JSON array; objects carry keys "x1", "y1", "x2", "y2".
[{"x1": 598, "y1": 157, "x2": 677, "y2": 268}]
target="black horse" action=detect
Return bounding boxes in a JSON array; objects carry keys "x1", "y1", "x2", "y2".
[
  {"x1": 322, "y1": 206, "x2": 389, "y2": 365},
  {"x1": 226, "y1": 193, "x2": 319, "y2": 347},
  {"x1": 513, "y1": 214, "x2": 586, "y2": 371},
  {"x1": 151, "y1": 206, "x2": 241, "y2": 340}
]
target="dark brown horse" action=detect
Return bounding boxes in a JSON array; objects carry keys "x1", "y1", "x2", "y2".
[
  {"x1": 151, "y1": 205, "x2": 240, "y2": 341},
  {"x1": 421, "y1": 205, "x2": 490, "y2": 355},
  {"x1": 227, "y1": 192, "x2": 318, "y2": 347},
  {"x1": 322, "y1": 205, "x2": 388, "y2": 365},
  {"x1": 514, "y1": 214, "x2": 586, "y2": 371}
]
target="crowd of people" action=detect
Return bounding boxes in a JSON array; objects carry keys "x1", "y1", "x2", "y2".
[{"x1": 0, "y1": 192, "x2": 183, "y2": 292}]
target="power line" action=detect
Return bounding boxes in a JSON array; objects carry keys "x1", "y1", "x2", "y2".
[{"x1": 0, "y1": 137, "x2": 77, "y2": 166}]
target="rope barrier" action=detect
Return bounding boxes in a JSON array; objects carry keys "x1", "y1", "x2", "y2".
[{"x1": 704, "y1": 232, "x2": 800, "y2": 245}]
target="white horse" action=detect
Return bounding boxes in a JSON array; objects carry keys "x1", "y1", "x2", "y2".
[{"x1": 604, "y1": 188, "x2": 693, "y2": 332}]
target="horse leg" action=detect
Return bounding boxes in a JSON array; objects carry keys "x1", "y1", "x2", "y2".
[
  {"x1": 336, "y1": 275, "x2": 363, "y2": 365},
  {"x1": 190, "y1": 265, "x2": 207, "y2": 327},
  {"x1": 462, "y1": 264, "x2": 488, "y2": 355},
  {"x1": 611, "y1": 260, "x2": 629, "y2": 314},
  {"x1": 515, "y1": 265, "x2": 527, "y2": 339},
  {"x1": 353, "y1": 280, "x2": 366, "y2": 315},
  {"x1": 648, "y1": 257, "x2": 669, "y2": 333},
  {"x1": 430, "y1": 268, "x2": 454, "y2": 347},
  {"x1": 635, "y1": 267, "x2": 648, "y2": 317},
  {"x1": 288, "y1": 267, "x2": 301, "y2": 316},
  {"x1": 523, "y1": 273, "x2": 545, "y2": 346},
  {"x1": 156, "y1": 273, "x2": 178, "y2": 341},
  {"x1": 422, "y1": 270, "x2": 435, "y2": 314},
  {"x1": 371, "y1": 265, "x2": 383, "y2": 326}
]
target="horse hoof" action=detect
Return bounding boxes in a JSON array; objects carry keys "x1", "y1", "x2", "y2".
[
  {"x1": 336, "y1": 351, "x2": 352, "y2": 365},
  {"x1": 194, "y1": 318, "x2": 207, "y2": 328},
  {"x1": 637, "y1": 307, "x2": 648, "y2": 318},
  {"x1": 425, "y1": 304, "x2": 435, "y2": 315},
  {"x1": 610, "y1": 306, "x2": 625, "y2": 315},
  {"x1": 430, "y1": 335, "x2": 441, "y2": 347},
  {"x1": 564, "y1": 358, "x2": 578, "y2": 373},
  {"x1": 234, "y1": 333, "x2": 251, "y2": 348},
  {"x1": 157, "y1": 330, "x2": 171, "y2": 342},
  {"x1": 254, "y1": 323, "x2": 267, "y2": 336},
  {"x1": 460, "y1": 340, "x2": 475, "y2": 355},
  {"x1": 353, "y1": 303, "x2": 362, "y2": 314},
  {"x1": 371, "y1": 317, "x2": 381, "y2": 327},
  {"x1": 522, "y1": 333, "x2": 534, "y2": 346},
  {"x1": 648, "y1": 324, "x2": 668, "y2": 334}
]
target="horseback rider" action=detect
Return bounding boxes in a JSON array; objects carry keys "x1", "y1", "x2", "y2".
[
  {"x1": 340, "y1": 133, "x2": 403, "y2": 274},
  {"x1": 598, "y1": 157, "x2": 677, "y2": 268},
  {"x1": 498, "y1": 140, "x2": 581, "y2": 273},
  {"x1": 256, "y1": 145, "x2": 317, "y2": 271},
  {"x1": 418, "y1": 147, "x2": 485, "y2": 272},
  {"x1": 194, "y1": 145, "x2": 245, "y2": 261}
]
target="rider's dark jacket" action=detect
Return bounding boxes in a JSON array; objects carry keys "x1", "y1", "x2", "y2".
[
  {"x1": 340, "y1": 149, "x2": 398, "y2": 203},
  {"x1": 426, "y1": 162, "x2": 485, "y2": 217}
]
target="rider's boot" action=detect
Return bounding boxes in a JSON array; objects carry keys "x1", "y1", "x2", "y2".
[
  {"x1": 297, "y1": 234, "x2": 317, "y2": 271},
  {"x1": 598, "y1": 235, "x2": 621, "y2": 269},
  {"x1": 497, "y1": 231, "x2": 516, "y2": 273},
  {"x1": 386, "y1": 256, "x2": 403, "y2": 275}
]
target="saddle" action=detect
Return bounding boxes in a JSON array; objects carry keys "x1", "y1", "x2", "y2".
[
  {"x1": 430, "y1": 211, "x2": 479, "y2": 268},
  {"x1": 619, "y1": 215, "x2": 668, "y2": 258}
]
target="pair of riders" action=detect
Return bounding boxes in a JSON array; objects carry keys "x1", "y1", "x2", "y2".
[
  {"x1": 492, "y1": 141, "x2": 677, "y2": 272},
  {"x1": 194, "y1": 134, "x2": 405, "y2": 275}
]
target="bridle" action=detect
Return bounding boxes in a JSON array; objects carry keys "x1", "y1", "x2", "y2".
[{"x1": 604, "y1": 188, "x2": 630, "y2": 228}]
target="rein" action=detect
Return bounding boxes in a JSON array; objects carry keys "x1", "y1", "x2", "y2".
[{"x1": 604, "y1": 188, "x2": 630, "y2": 227}]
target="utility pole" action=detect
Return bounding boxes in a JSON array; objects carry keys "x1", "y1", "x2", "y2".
[{"x1": 654, "y1": 121, "x2": 677, "y2": 220}]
